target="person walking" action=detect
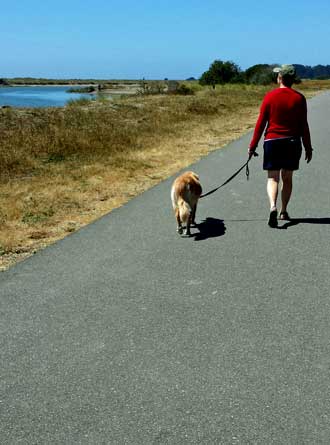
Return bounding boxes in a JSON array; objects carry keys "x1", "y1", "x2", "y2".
[{"x1": 248, "y1": 64, "x2": 313, "y2": 227}]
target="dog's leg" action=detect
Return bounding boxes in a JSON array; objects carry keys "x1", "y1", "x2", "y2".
[
  {"x1": 185, "y1": 221, "x2": 191, "y2": 236},
  {"x1": 185, "y1": 213, "x2": 192, "y2": 236},
  {"x1": 175, "y1": 208, "x2": 183, "y2": 234},
  {"x1": 191, "y1": 203, "x2": 197, "y2": 226}
]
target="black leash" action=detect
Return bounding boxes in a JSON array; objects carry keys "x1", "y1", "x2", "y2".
[{"x1": 200, "y1": 152, "x2": 258, "y2": 199}]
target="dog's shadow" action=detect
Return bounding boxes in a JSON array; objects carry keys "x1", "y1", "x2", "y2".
[{"x1": 193, "y1": 217, "x2": 226, "y2": 241}]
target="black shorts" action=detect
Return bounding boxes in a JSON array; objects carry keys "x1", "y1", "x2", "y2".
[{"x1": 263, "y1": 137, "x2": 302, "y2": 171}]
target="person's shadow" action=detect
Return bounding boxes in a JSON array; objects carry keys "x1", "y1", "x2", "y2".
[
  {"x1": 193, "y1": 217, "x2": 226, "y2": 241},
  {"x1": 279, "y1": 217, "x2": 330, "y2": 229}
]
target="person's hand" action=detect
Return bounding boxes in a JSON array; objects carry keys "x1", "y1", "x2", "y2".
[
  {"x1": 305, "y1": 149, "x2": 313, "y2": 163},
  {"x1": 248, "y1": 147, "x2": 258, "y2": 159}
]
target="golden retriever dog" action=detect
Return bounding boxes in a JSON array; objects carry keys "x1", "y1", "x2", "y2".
[{"x1": 171, "y1": 171, "x2": 202, "y2": 236}]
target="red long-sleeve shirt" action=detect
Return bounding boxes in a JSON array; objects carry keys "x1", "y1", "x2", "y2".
[{"x1": 249, "y1": 87, "x2": 312, "y2": 150}]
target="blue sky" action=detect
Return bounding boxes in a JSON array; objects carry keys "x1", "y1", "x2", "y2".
[{"x1": 1, "y1": 0, "x2": 330, "y2": 79}]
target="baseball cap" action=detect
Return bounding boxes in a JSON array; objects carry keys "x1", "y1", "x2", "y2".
[{"x1": 273, "y1": 64, "x2": 296, "y2": 76}]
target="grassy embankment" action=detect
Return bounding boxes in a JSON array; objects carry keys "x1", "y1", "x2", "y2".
[{"x1": 1, "y1": 80, "x2": 329, "y2": 270}]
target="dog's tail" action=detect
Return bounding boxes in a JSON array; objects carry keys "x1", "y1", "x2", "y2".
[{"x1": 178, "y1": 198, "x2": 191, "y2": 224}]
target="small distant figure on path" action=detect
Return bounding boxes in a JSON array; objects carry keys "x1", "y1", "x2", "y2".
[{"x1": 248, "y1": 64, "x2": 313, "y2": 227}]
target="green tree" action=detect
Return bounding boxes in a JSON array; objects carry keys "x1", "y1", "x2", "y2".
[
  {"x1": 199, "y1": 60, "x2": 241, "y2": 85},
  {"x1": 244, "y1": 64, "x2": 274, "y2": 85}
]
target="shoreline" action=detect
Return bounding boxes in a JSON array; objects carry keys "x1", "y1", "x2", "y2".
[
  {"x1": 0, "y1": 83, "x2": 140, "y2": 99},
  {"x1": 0, "y1": 84, "x2": 97, "y2": 88}
]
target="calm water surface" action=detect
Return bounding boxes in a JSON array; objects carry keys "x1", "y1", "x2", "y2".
[{"x1": 0, "y1": 86, "x2": 95, "y2": 107}]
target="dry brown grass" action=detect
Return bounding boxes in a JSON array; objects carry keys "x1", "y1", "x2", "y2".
[{"x1": 1, "y1": 81, "x2": 328, "y2": 270}]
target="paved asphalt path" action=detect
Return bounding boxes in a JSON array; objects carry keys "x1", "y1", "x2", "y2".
[{"x1": 1, "y1": 92, "x2": 330, "y2": 444}]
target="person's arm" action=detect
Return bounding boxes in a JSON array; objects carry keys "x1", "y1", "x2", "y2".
[
  {"x1": 249, "y1": 97, "x2": 269, "y2": 155},
  {"x1": 301, "y1": 97, "x2": 313, "y2": 163}
]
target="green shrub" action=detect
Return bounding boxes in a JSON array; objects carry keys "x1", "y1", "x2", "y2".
[
  {"x1": 171, "y1": 84, "x2": 195, "y2": 95},
  {"x1": 22, "y1": 208, "x2": 55, "y2": 224},
  {"x1": 66, "y1": 97, "x2": 93, "y2": 107},
  {"x1": 67, "y1": 86, "x2": 96, "y2": 93}
]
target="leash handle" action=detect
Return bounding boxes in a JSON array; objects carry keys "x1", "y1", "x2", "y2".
[
  {"x1": 246, "y1": 161, "x2": 250, "y2": 180},
  {"x1": 246, "y1": 151, "x2": 258, "y2": 180}
]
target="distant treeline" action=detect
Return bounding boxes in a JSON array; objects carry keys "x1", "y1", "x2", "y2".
[
  {"x1": 0, "y1": 78, "x2": 104, "y2": 86},
  {"x1": 1, "y1": 63, "x2": 329, "y2": 89},
  {"x1": 199, "y1": 61, "x2": 330, "y2": 86},
  {"x1": 0, "y1": 78, "x2": 140, "y2": 86},
  {"x1": 293, "y1": 64, "x2": 330, "y2": 80}
]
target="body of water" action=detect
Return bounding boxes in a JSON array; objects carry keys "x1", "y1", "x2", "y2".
[{"x1": 0, "y1": 85, "x2": 95, "y2": 108}]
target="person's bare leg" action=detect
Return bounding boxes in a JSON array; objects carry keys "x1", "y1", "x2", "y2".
[
  {"x1": 267, "y1": 170, "x2": 280, "y2": 227},
  {"x1": 280, "y1": 169, "x2": 293, "y2": 214},
  {"x1": 267, "y1": 170, "x2": 280, "y2": 210}
]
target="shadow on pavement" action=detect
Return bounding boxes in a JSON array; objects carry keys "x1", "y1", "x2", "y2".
[
  {"x1": 194, "y1": 217, "x2": 226, "y2": 241},
  {"x1": 279, "y1": 217, "x2": 330, "y2": 229}
]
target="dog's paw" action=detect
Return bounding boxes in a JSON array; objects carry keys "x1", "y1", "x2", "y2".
[{"x1": 177, "y1": 227, "x2": 183, "y2": 235}]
